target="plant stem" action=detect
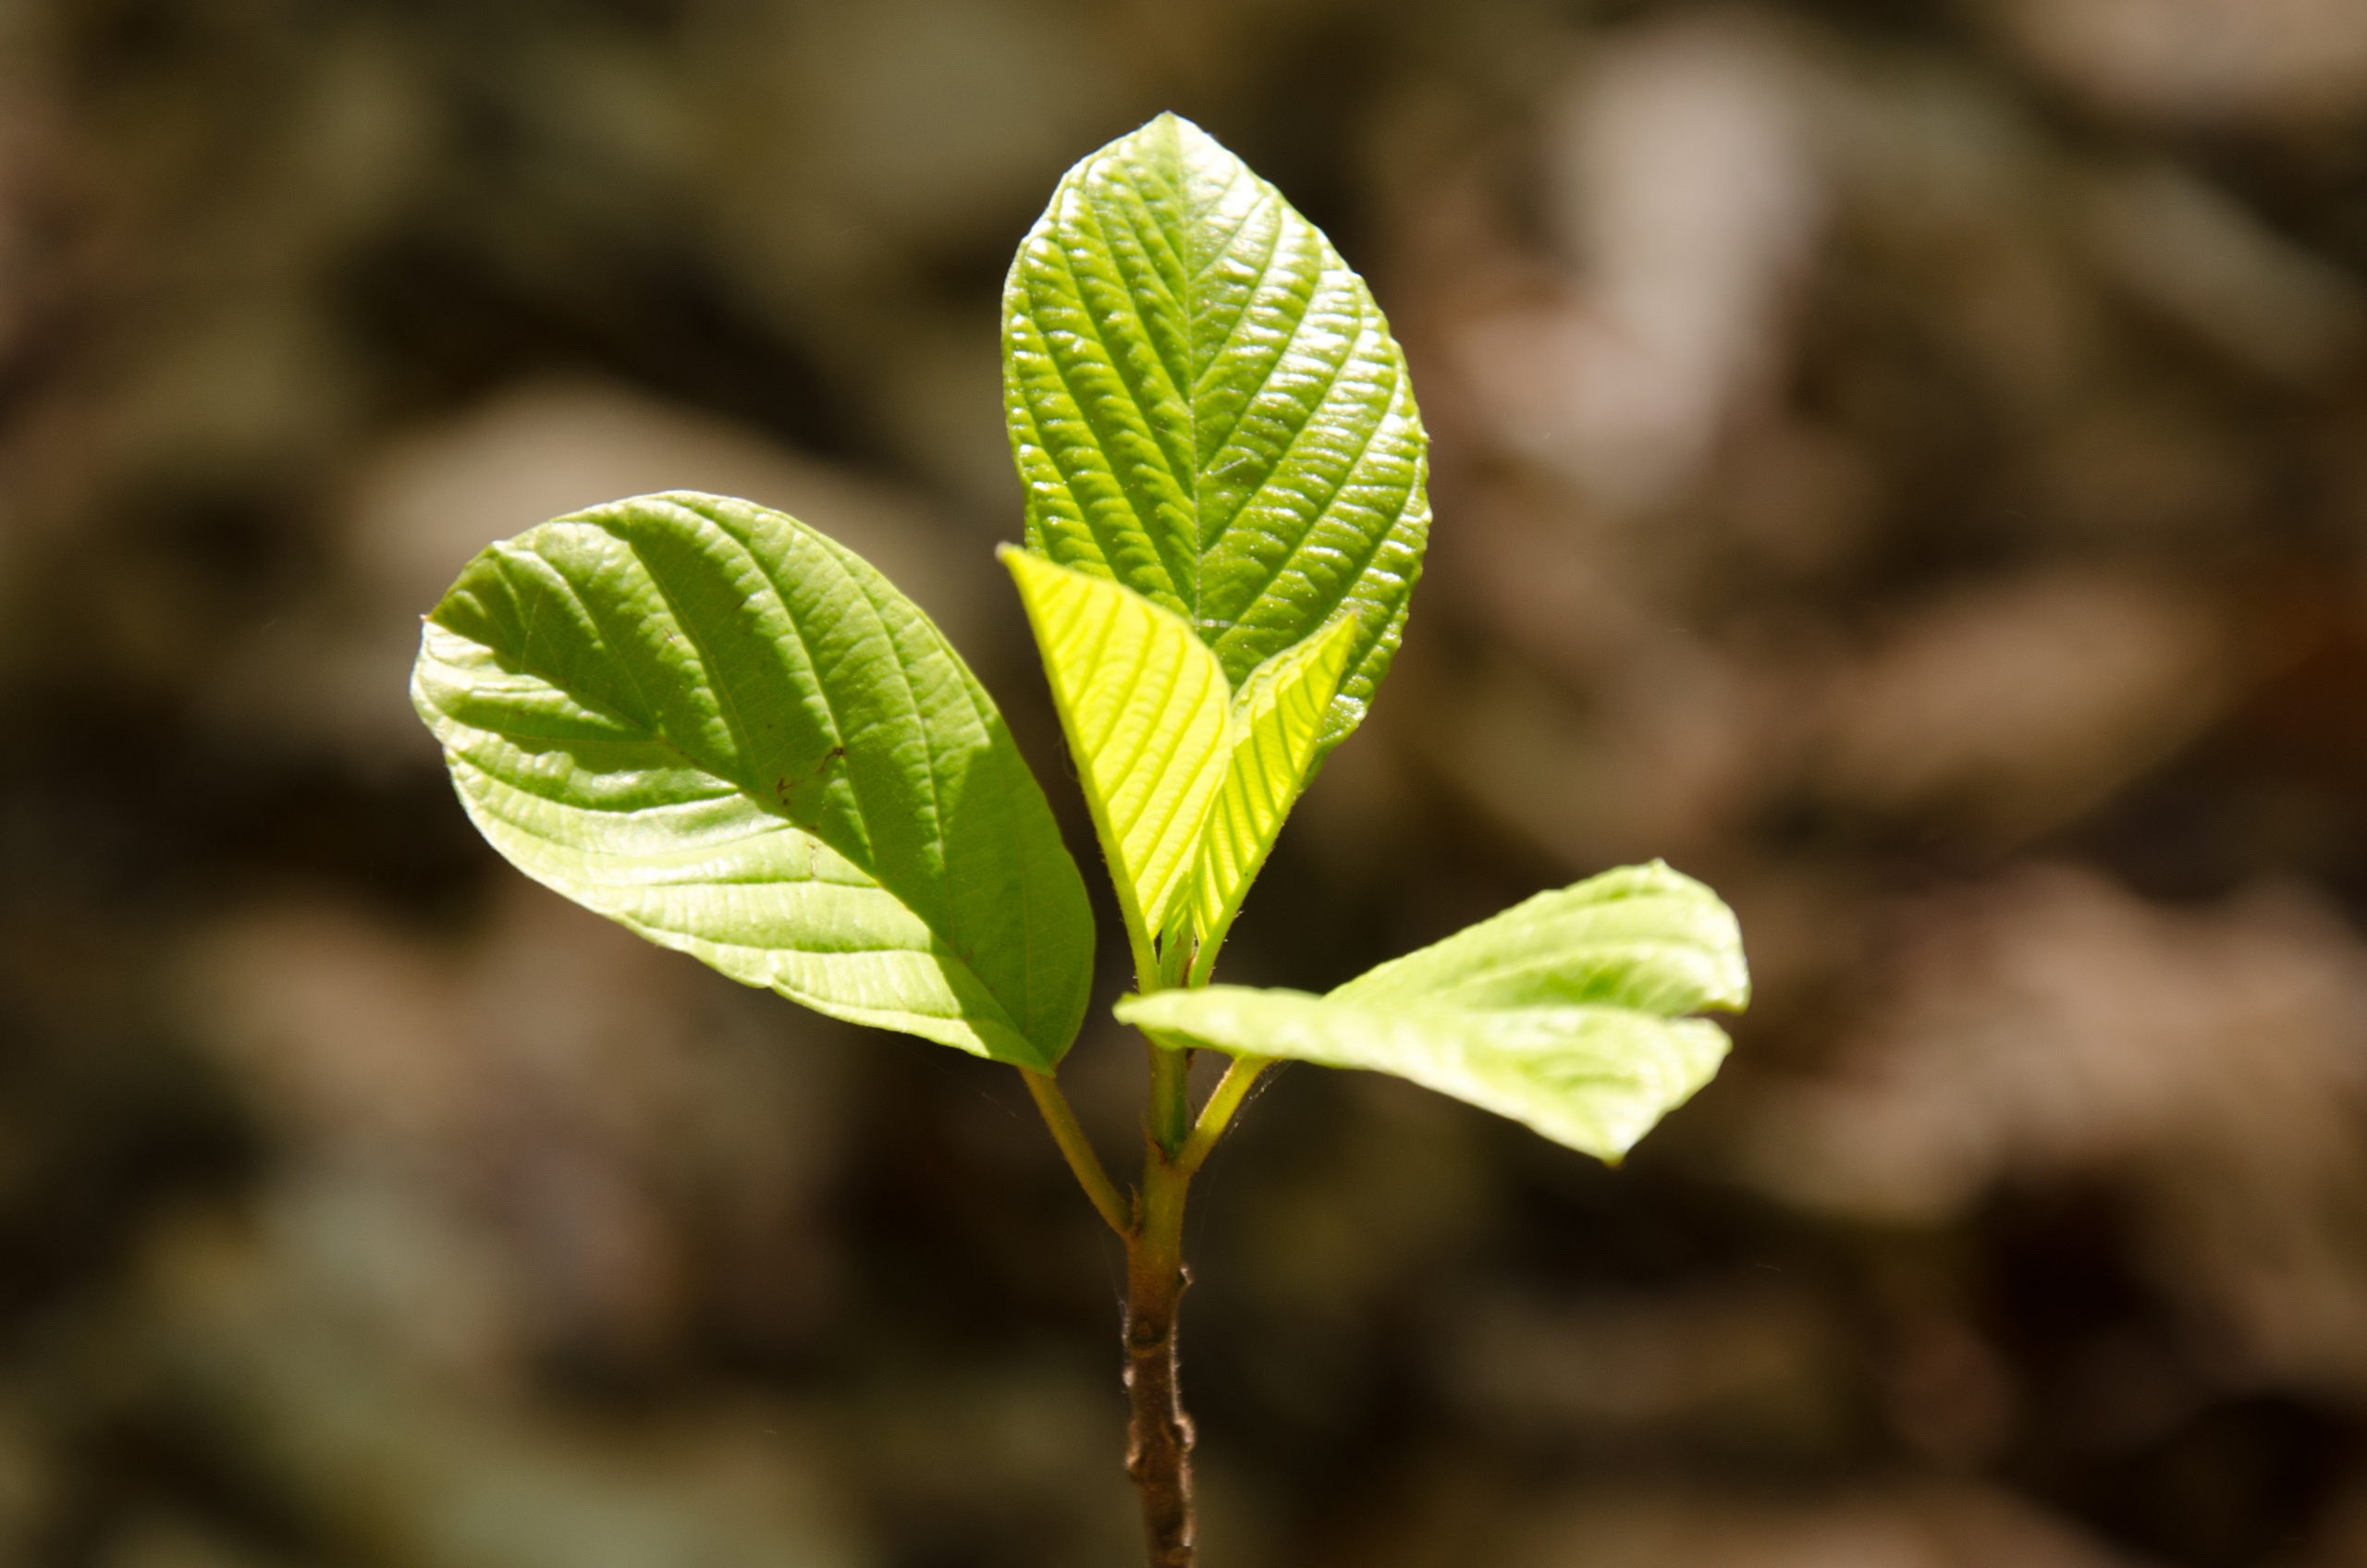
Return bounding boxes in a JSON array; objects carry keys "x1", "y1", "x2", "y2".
[
  {"x1": 1124, "y1": 1140, "x2": 1195, "y2": 1567},
  {"x1": 1147, "y1": 1035, "x2": 1192, "y2": 1155},
  {"x1": 1030, "y1": 1024, "x2": 1245, "y2": 1563},
  {"x1": 1021, "y1": 1068, "x2": 1131, "y2": 1236}
]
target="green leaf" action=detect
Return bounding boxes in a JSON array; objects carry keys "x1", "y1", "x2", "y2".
[
  {"x1": 411, "y1": 491, "x2": 1096, "y2": 1071},
  {"x1": 1329, "y1": 862, "x2": 1748, "y2": 1016},
  {"x1": 1188, "y1": 612, "x2": 1357, "y2": 963},
  {"x1": 1117, "y1": 863, "x2": 1747, "y2": 1159},
  {"x1": 1002, "y1": 547, "x2": 1231, "y2": 955},
  {"x1": 1003, "y1": 112, "x2": 1429, "y2": 757}
]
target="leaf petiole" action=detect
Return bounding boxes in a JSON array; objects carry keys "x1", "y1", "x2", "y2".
[
  {"x1": 1021, "y1": 1068, "x2": 1131, "y2": 1237},
  {"x1": 1184, "y1": 927, "x2": 1224, "y2": 989},
  {"x1": 1176, "y1": 1053, "x2": 1269, "y2": 1177}
]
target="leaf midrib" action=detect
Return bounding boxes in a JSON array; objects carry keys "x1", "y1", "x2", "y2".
[
  {"x1": 1084, "y1": 124, "x2": 1334, "y2": 623},
  {"x1": 437, "y1": 533, "x2": 1010, "y2": 982}
]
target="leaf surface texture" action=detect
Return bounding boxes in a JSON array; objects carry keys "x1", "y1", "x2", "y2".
[
  {"x1": 1189, "y1": 613, "x2": 1356, "y2": 953},
  {"x1": 412, "y1": 492, "x2": 1095, "y2": 1069},
  {"x1": 1003, "y1": 548, "x2": 1230, "y2": 942},
  {"x1": 1119, "y1": 863, "x2": 1747, "y2": 1158}
]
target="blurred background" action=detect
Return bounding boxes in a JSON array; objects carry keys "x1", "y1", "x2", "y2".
[{"x1": 4, "y1": 0, "x2": 2367, "y2": 1564}]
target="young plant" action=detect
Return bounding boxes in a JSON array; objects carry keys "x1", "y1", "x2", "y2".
[{"x1": 411, "y1": 114, "x2": 1747, "y2": 1567}]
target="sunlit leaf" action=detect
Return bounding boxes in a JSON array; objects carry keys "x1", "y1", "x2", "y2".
[
  {"x1": 412, "y1": 491, "x2": 1096, "y2": 1070},
  {"x1": 1003, "y1": 112, "x2": 1429, "y2": 758},
  {"x1": 1189, "y1": 614, "x2": 1357, "y2": 962},
  {"x1": 1330, "y1": 861, "x2": 1748, "y2": 1016},
  {"x1": 1003, "y1": 547, "x2": 1230, "y2": 948},
  {"x1": 1119, "y1": 863, "x2": 1747, "y2": 1158}
]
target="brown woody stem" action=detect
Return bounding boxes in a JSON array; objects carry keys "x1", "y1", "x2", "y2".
[
  {"x1": 1027, "y1": 1003, "x2": 1233, "y2": 1561},
  {"x1": 1124, "y1": 1141, "x2": 1195, "y2": 1566}
]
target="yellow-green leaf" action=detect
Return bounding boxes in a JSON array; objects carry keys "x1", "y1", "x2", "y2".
[
  {"x1": 1188, "y1": 614, "x2": 1358, "y2": 969},
  {"x1": 1119, "y1": 863, "x2": 1748, "y2": 1159},
  {"x1": 1002, "y1": 548, "x2": 1231, "y2": 955}
]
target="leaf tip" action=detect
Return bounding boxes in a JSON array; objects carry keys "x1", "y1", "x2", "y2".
[{"x1": 1137, "y1": 108, "x2": 1205, "y2": 145}]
